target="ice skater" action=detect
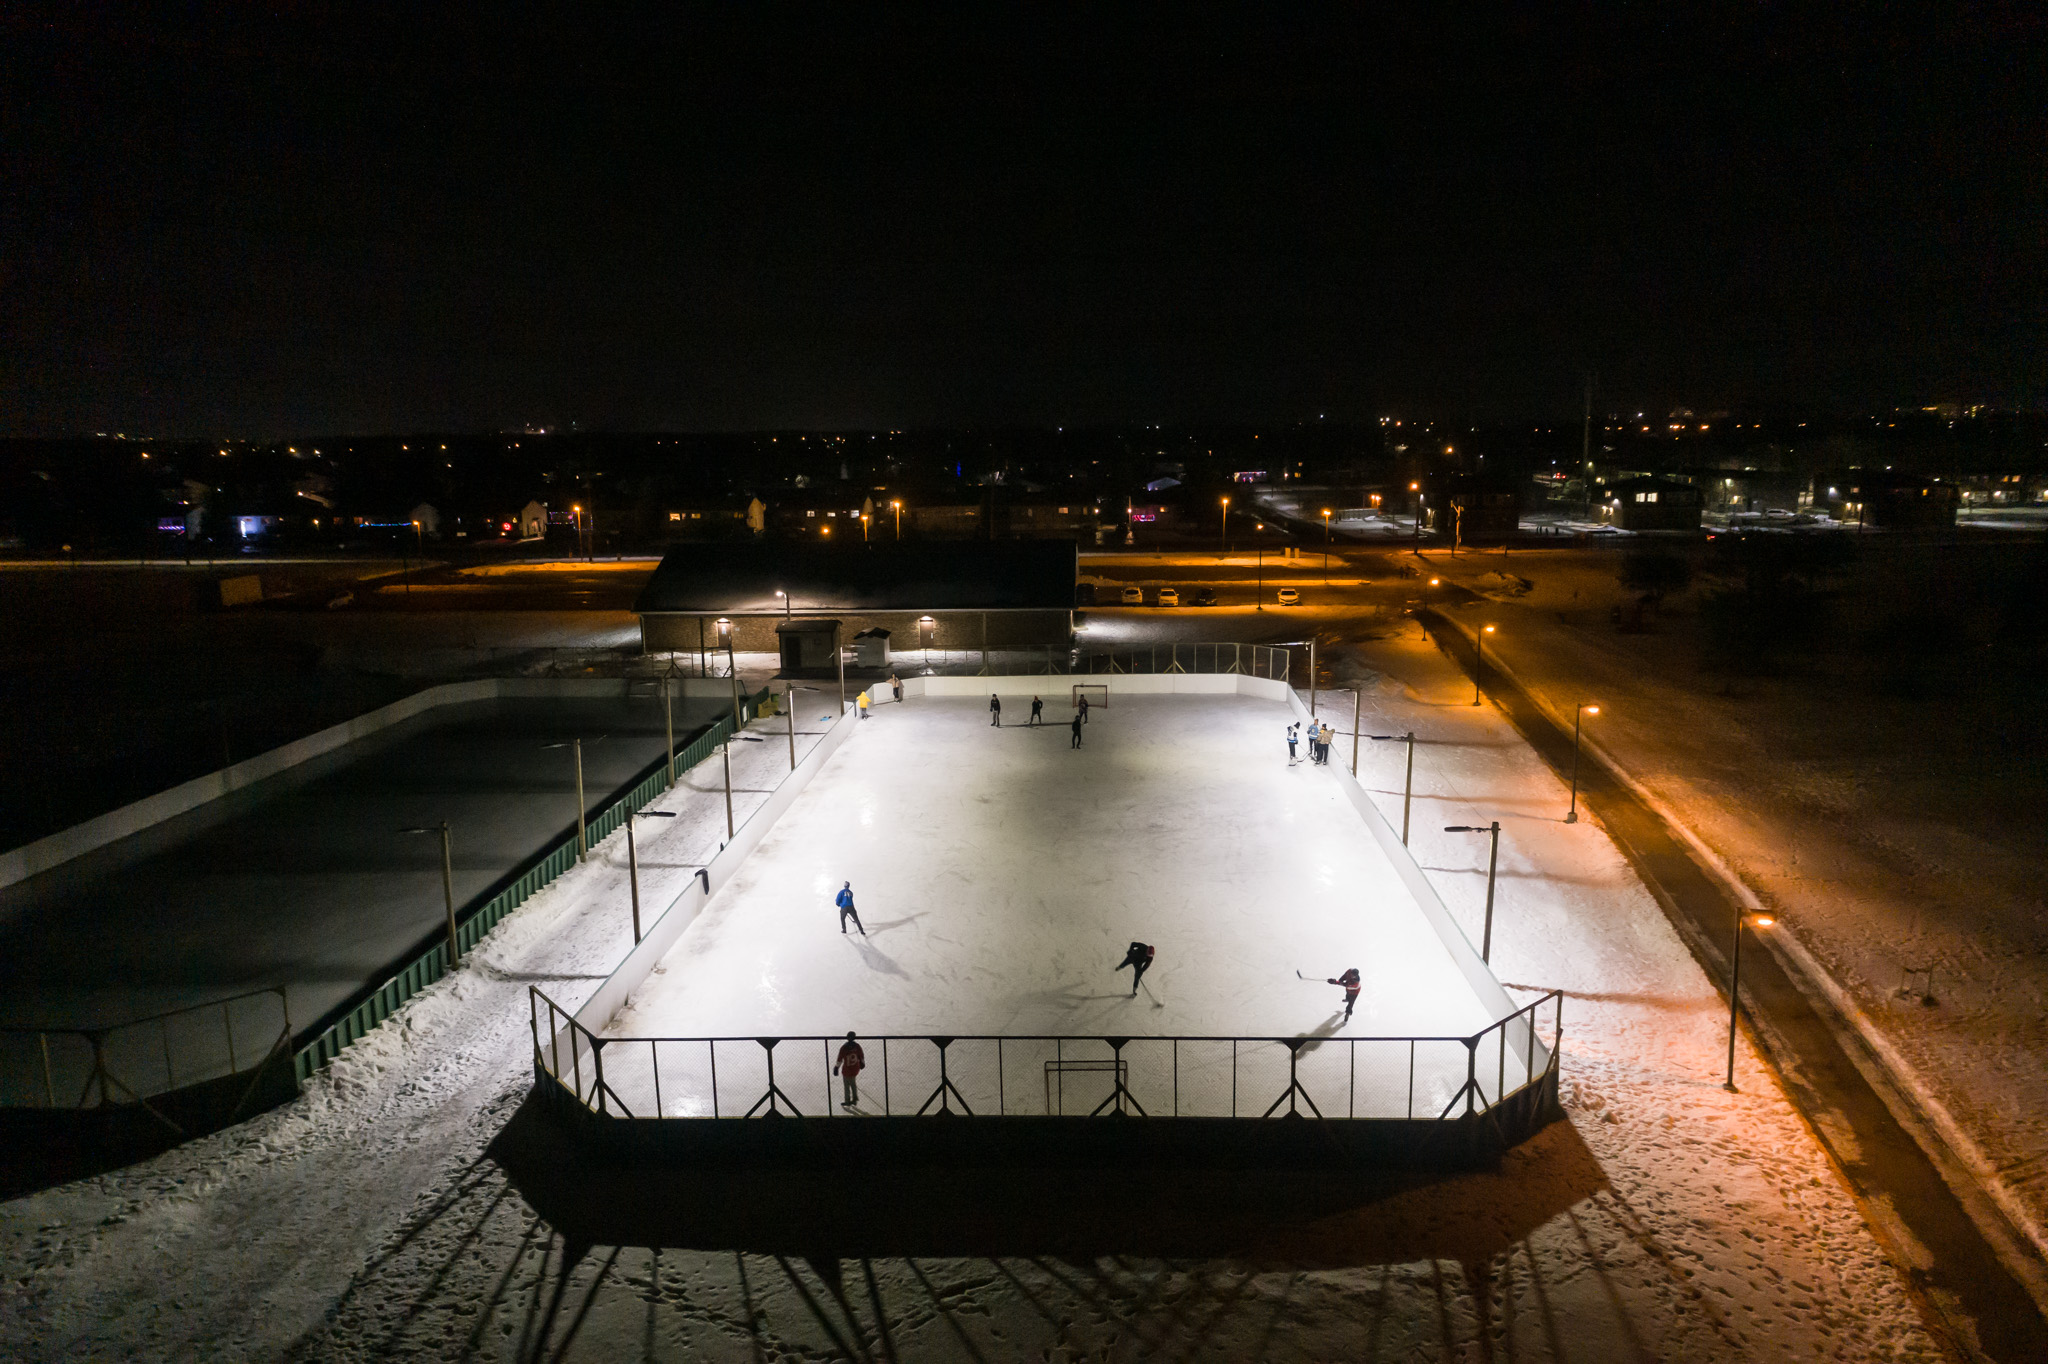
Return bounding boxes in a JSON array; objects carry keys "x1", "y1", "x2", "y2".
[
  {"x1": 989, "y1": 693, "x2": 1002, "y2": 726},
  {"x1": 1030, "y1": 696, "x2": 1044, "y2": 725},
  {"x1": 890, "y1": 673, "x2": 903, "y2": 703},
  {"x1": 1071, "y1": 713, "x2": 1084, "y2": 748},
  {"x1": 835, "y1": 881, "x2": 866, "y2": 935},
  {"x1": 857, "y1": 689, "x2": 871, "y2": 719},
  {"x1": 1287, "y1": 723, "x2": 1300, "y2": 764},
  {"x1": 833, "y1": 1031, "x2": 865, "y2": 1106},
  {"x1": 1078, "y1": 692, "x2": 1090, "y2": 724},
  {"x1": 1115, "y1": 940, "x2": 1155, "y2": 996},
  {"x1": 1327, "y1": 966, "x2": 1362, "y2": 1020}
]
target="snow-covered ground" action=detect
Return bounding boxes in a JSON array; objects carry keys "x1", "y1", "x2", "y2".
[
  {"x1": 0, "y1": 658, "x2": 1946, "y2": 1359},
  {"x1": 1421, "y1": 547, "x2": 2048, "y2": 1266}
]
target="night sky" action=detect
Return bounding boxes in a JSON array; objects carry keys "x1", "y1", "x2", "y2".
[{"x1": 4, "y1": 6, "x2": 2043, "y2": 434}]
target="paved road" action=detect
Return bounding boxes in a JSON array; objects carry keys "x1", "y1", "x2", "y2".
[
  {"x1": 1420, "y1": 605, "x2": 2048, "y2": 1363},
  {"x1": 0, "y1": 692, "x2": 728, "y2": 1093}
]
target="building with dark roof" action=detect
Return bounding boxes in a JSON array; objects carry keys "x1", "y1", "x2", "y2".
[{"x1": 633, "y1": 541, "x2": 1078, "y2": 672}]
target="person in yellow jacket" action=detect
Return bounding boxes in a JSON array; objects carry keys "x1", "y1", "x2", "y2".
[{"x1": 857, "y1": 689, "x2": 871, "y2": 719}]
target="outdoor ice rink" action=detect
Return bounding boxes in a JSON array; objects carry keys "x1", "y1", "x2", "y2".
[{"x1": 601, "y1": 688, "x2": 1518, "y2": 1119}]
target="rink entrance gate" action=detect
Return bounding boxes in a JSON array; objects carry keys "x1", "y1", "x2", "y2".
[{"x1": 528, "y1": 986, "x2": 1565, "y2": 1169}]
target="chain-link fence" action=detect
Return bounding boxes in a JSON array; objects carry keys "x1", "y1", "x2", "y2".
[{"x1": 531, "y1": 987, "x2": 1560, "y2": 1125}]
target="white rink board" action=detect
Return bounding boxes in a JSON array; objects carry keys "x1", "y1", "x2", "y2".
[{"x1": 604, "y1": 691, "x2": 1503, "y2": 1065}]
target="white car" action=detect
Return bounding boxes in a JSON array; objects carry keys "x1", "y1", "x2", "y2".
[
  {"x1": 1120, "y1": 585, "x2": 1143, "y2": 605},
  {"x1": 1276, "y1": 587, "x2": 1300, "y2": 605},
  {"x1": 1157, "y1": 587, "x2": 1180, "y2": 607}
]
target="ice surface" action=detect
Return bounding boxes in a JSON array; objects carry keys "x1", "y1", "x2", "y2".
[{"x1": 605, "y1": 693, "x2": 1500, "y2": 1055}]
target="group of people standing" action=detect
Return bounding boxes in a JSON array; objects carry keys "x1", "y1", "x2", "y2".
[{"x1": 1287, "y1": 720, "x2": 1338, "y2": 765}]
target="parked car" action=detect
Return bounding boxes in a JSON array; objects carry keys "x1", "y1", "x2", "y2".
[
  {"x1": 1190, "y1": 587, "x2": 1217, "y2": 607},
  {"x1": 1276, "y1": 587, "x2": 1300, "y2": 605},
  {"x1": 1157, "y1": 587, "x2": 1180, "y2": 607},
  {"x1": 1119, "y1": 585, "x2": 1143, "y2": 605}
]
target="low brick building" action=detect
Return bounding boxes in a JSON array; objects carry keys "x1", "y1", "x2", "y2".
[{"x1": 633, "y1": 541, "x2": 1078, "y2": 672}]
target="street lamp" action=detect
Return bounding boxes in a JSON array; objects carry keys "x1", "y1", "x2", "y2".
[
  {"x1": 1321, "y1": 508, "x2": 1333, "y2": 584},
  {"x1": 541, "y1": 735, "x2": 606, "y2": 860},
  {"x1": 861, "y1": 511, "x2": 870, "y2": 542},
  {"x1": 891, "y1": 499, "x2": 903, "y2": 540},
  {"x1": 1254, "y1": 523, "x2": 1265, "y2": 610},
  {"x1": 397, "y1": 822, "x2": 460, "y2": 965},
  {"x1": 1472, "y1": 624, "x2": 1496, "y2": 706},
  {"x1": 1444, "y1": 821, "x2": 1503, "y2": 961},
  {"x1": 1368, "y1": 732, "x2": 1418, "y2": 843},
  {"x1": 624, "y1": 809, "x2": 678, "y2": 944},
  {"x1": 1220, "y1": 495, "x2": 1230, "y2": 554},
  {"x1": 1725, "y1": 911, "x2": 1776, "y2": 1090},
  {"x1": 1565, "y1": 703, "x2": 1600, "y2": 823},
  {"x1": 716, "y1": 617, "x2": 740, "y2": 731},
  {"x1": 1410, "y1": 482, "x2": 1423, "y2": 555},
  {"x1": 776, "y1": 588, "x2": 789, "y2": 619}
]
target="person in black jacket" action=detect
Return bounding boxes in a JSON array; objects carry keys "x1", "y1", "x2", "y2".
[
  {"x1": 1328, "y1": 966, "x2": 1362, "y2": 1020},
  {"x1": 989, "y1": 694, "x2": 1002, "y2": 726},
  {"x1": 1030, "y1": 696, "x2": 1044, "y2": 725},
  {"x1": 1116, "y1": 941, "x2": 1155, "y2": 996}
]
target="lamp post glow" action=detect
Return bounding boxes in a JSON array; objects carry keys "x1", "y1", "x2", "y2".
[
  {"x1": 1369, "y1": 732, "x2": 1418, "y2": 843},
  {"x1": 1444, "y1": 821, "x2": 1503, "y2": 961},
  {"x1": 1411, "y1": 482, "x2": 1423, "y2": 554},
  {"x1": 1254, "y1": 523, "x2": 1265, "y2": 610},
  {"x1": 1322, "y1": 508, "x2": 1333, "y2": 584},
  {"x1": 717, "y1": 617, "x2": 739, "y2": 732},
  {"x1": 1725, "y1": 911, "x2": 1776, "y2": 1090},
  {"x1": 1472, "y1": 624, "x2": 1496, "y2": 706},
  {"x1": 1219, "y1": 495, "x2": 1230, "y2": 553},
  {"x1": 397, "y1": 822, "x2": 459, "y2": 965},
  {"x1": 891, "y1": 499, "x2": 902, "y2": 540},
  {"x1": 1565, "y1": 703, "x2": 1599, "y2": 823},
  {"x1": 625, "y1": 810, "x2": 677, "y2": 943}
]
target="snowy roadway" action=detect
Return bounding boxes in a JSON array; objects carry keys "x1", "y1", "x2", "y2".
[{"x1": 0, "y1": 663, "x2": 1948, "y2": 1359}]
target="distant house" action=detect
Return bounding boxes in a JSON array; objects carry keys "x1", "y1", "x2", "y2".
[
  {"x1": 409, "y1": 503, "x2": 441, "y2": 538},
  {"x1": 517, "y1": 501, "x2": 548, "y2": 539},
  {"x1": 1599, "y1": 478, "x2": 1703, "y2": 531},
  {"x1": 632, "y1": 541, "x2": 1077, "y2": 669},
  {"x1": 1806, "y1": 471, "x2": 1958, "y2": 528}
]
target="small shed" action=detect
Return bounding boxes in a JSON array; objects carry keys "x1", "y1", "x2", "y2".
[
  {"x1": 409, "y1": 503, "x2": 441, "y2": 538},
  {"x1": 852, "y1": 627, "x2": 892, "y2": 668},
  {"x1": 776, "y1": 618, "x2": 843, "y2": 676},
  {"x1": 517, "y1": 501, "x2": 548, "y2": 539}
]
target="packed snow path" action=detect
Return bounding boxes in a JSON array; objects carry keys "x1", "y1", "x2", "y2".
[{"x1": 0, "y1": 678, "x2": 1945, "y2": 1359}]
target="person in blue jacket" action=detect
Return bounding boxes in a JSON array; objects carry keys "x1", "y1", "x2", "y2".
[{"x1": 835, "y1": 881, "x2": 866, "y2": 935}]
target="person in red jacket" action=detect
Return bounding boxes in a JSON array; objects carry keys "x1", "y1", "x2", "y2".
[
  {"x1": 1328, "y1": 967, "x2": 1362, "y2": 1020},
  {"x1": 833, "y1": 1031, "x2": 866, "y2": 1107}
]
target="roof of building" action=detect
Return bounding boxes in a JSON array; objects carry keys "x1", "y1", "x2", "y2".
[{"x1": 633, "y1": 541, "x2": 1077, "y2": 614}]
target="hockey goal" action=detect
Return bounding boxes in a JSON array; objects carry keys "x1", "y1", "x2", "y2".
[{"x1": 1071, "y1": 683, "x2": 1109, "y2": 710}]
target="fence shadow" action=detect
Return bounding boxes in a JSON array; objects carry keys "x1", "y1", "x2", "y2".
[{"x1": 486, "y1": 1087, "x2": 1607, "y2": 1269}]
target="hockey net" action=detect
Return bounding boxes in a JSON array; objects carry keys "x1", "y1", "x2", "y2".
[{"x1": 1071, "y1": 683, "x2": 1109, "y2": 710}]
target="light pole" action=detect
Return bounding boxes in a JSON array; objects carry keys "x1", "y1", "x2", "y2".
[
  {"x1": 663, "y1": 672, "x2": 677, "y2": 789},
  {"x1": 716, "y1": 617, "x2": 739, "y2": 732},
  {"x1": 777, "y1": 589, "x2": 789, "y2": 619},
  {"x1": 1368, "y1": 732, "x2": 1417, "y2": 843},
  {"x1": 1472, "y1": 624, "x2": 1496, "y2": 706},
  {"x1": 1410, "y1": 482, "x2": 1423, "y2": 555},
  {"x1": 1566, "y1": 703, "x2": 1600, "y2": 823},
  {"x1": 625, "y1": 809, "x2": 678, "y2": 944},
  {"x1": 1725, "y1": 911, "x2": 1776, "y2": 1090},
  {"x1": 1219, "y1": 496, "x2": 1230, "y2": 554},
  {"x1": 1322, "y1": 508, "x2": 1332, "y2": 584},
  {"x1": 835, "y1": 622, "x2": 846, "y2": 715},
  {"x1": 892, "y1": 499, "x2": 902, "y2": 540},
  {"x1": 1445, "y1": 821, "x2": 1503, "y2": 961},
  {"x1": 720, "y1": 735, "x2": 734, "y2": 839},
  {"x1": 542, "y1": 736, "x2": 605, "y2": 860},
  {"x1": 862, "y1": 511, "x2": 870, "y2": 542},
  {"x1": 397, "y1": 822, "x2": 460, "y2": 965},
  {"x1": 1254, "y1": 523, "x2": 1265, "y2": 610}
]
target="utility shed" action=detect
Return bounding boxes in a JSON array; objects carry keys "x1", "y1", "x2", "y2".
[{"x1": 634, "y1": 541, "x2": 1077, "y2": 667}]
